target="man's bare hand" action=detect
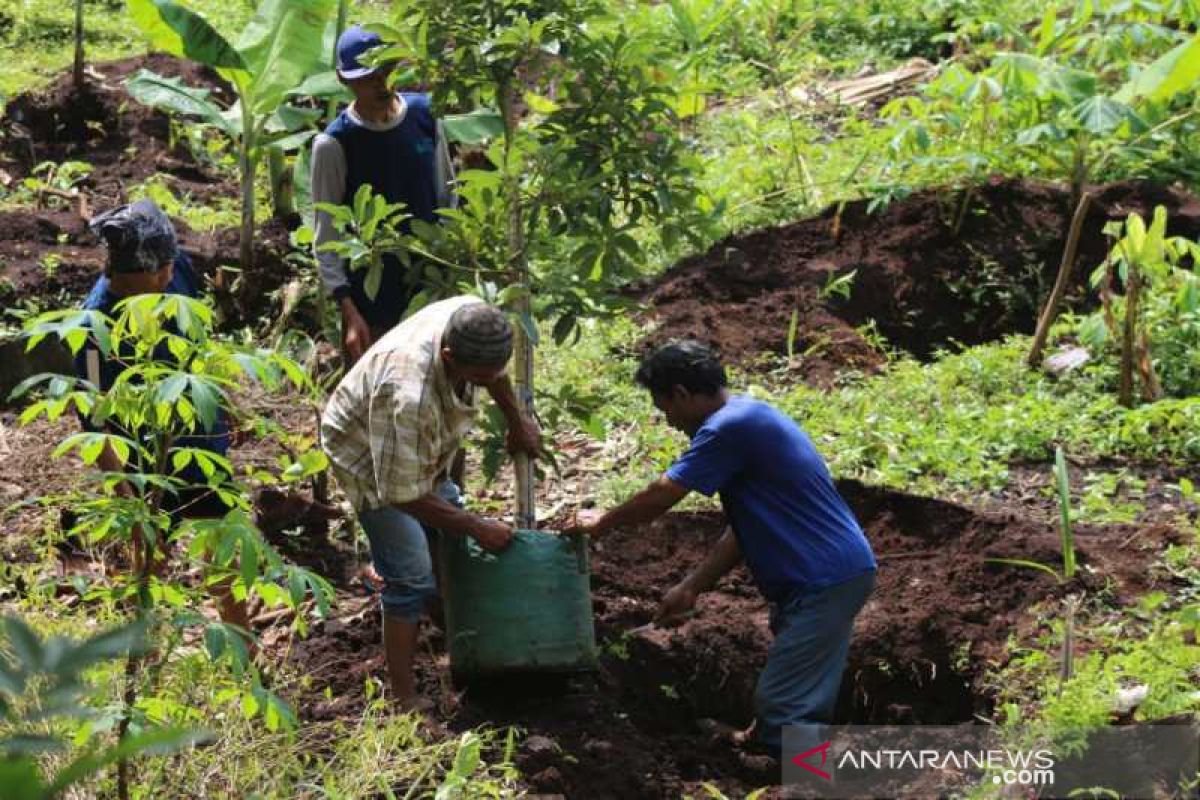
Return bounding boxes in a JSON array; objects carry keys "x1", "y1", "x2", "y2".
[
  {"x1": 470, "y1": 517, "x2": 515, "y2": 553},
  {"x1": 563, "y1": 508, "x2": 604, "y2": 537},
  {"x1": 505, "y1": 415, "x2": 542, "y2": 459},
  {"x1": 340, "y1": 301, "x2": 372, "y2": 365},
  {"x1": 654, "y1": 581, "x2": 698, "y2": 627}
]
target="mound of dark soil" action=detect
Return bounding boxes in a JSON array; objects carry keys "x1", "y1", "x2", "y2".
[
  {"x1": 0, "y1": 206, "x2": 298, "y2": 352},
  {"x1": 280, "y1": 481, "x2": 1181, "y2": 799},
  {"x1": 1, "y1": 53, "x2": 232, "y2": 203},
  {"x1": 637, "y1": 178, "x2": 1200, "y2": 381},
  {"x1": 0, "y1": 55, "x2": 305, "y2": 336}
]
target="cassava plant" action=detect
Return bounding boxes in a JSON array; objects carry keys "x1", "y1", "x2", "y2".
[
  {"x1": 124, "y1": 0, "x2": 338, "y2": 267},
  {"x1": 12, "y1": 292, "x2": 334, "y2": 798},
  {"x1": 372, "y1": 0, "x2": 712, "y2": 524},
  {"x1": 0, "y1": 616, "x2": 208, "y2": 800}
]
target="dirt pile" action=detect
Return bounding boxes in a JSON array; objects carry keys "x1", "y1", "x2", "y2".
[
  {"x1": 278, "y1": 481, "x2": 1180, "y2": 799},
  {"x1": 637, "y1": 178, "x2": 1200, "y2": 380},
  {"x1": 1, "y1": 53, "x2": 231, "y2": 202},
  {"x1": 0, "y1": 55, "x2": 299, "y2": 331}
]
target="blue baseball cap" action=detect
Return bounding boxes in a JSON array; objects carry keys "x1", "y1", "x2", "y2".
[{"x1": 336, "y1": 25, "x2": 386, "y2": 80}]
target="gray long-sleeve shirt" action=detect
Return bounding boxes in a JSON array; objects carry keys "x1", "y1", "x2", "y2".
[{"x1": 311, "y1": 95, "x2": 457, "y2": 297}]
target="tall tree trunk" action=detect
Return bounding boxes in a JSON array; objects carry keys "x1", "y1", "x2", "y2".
[
  {"x1": 73, "y1": 0, "x2": 85, "y2": 90},
  {"x1": 1027, "y1": 192, "x2": 1092, "y2": 367}
]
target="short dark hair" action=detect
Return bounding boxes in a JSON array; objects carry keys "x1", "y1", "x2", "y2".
[
  {"x1": 635, "y1": 340, "x2": 727, "y2": 396},
  {"x1": 444, "y1": 303, "x2": 514, "y2": 368}
]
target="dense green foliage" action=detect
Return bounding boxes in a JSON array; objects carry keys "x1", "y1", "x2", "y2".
[{"x1": 2, "y1": 0, "x2": 1200, "y2": 795}]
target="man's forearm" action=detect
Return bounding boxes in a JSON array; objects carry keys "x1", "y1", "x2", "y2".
[
  {"x1": 483, "y1": 374, "x2": 524, "y2": 423},
  {"x1": 682, "y1": 528, "x2": 741, "y2": 594},
  {"x1": 395, "y1": 492, "x2": 478, "y2": 536},
  {"x1": 592, "y1": 477, "x2": 688, "y2": 535}
]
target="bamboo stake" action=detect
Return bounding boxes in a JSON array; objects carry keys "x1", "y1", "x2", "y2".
[{"x1": 1027, "y1": 192, "x2": 1093, "y2": 368}]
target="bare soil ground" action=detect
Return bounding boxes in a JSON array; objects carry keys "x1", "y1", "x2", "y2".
[{"x1": 635, "y1": 177, "x2": 1200, "y2": 383}]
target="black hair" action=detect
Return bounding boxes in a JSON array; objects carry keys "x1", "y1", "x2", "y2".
[{"x1": 635, "y1": 340, "x2": 727, "y2": 397}]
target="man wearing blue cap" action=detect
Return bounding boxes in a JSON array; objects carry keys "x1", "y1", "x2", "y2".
[
  {"x1": 312, "y1": 25, "x2": 457, "y2": 365},
  {"x1": 78, "y1": 200, "x2": 247, "y2": 630}
]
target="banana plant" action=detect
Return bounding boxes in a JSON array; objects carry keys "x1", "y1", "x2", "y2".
[{"x1": 124, "y1": 0, "x2": 338, "y2": 268}]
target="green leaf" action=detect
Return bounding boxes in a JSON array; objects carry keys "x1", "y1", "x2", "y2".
[
  {"x1": 552, "y1": 313, "x2": 577, "y2": 346},
  {"x1": 1115, "y1": 33, "x2": 1200, "y2": 105},
  {"x1": 1072, "y1": 95, "x2": 1129, "y2": 135},
  {"x1": 125, "y1": 70, "x2": 237, "y2": 136},
  {"x1": 2, "y1": 617, "x2": 42, "y2": 672},
  {"x1": 46, "y1": 727, "x2": 211, "y2": 795},
  {"x1": 0, "y1": 758, "x2": 47, "y2": 800},
  {"x1": 1054, "y1": 447, "x2": 1075, "y2": 581},
  {"x1": 990, "y1": 52, "x2": 1041, "y2": 93},
  {"x1": 287, "y1": 70, "x2": 352, "y2": 101},
  {"x1": 54, "y1": 622, "x2": 146, "y2": 677},
  {"x1": 264, "y1": 129, "x2": 316, "y2": 152},
  {"x1": 442, "y1": 110, "x2": 505, "y2": 144},
  {"x1": 187, "y1": 378, "x2": 222, "y2": 432},
  {"x1": 237, "y1": 0, "x2": 337, "y2": 115},
  {"x1": 127, "y1": 0, "x2": 245, "y2": 71},
  {"x1": 0, "y1": 735, "x2": 66, "y2": 756},
  {"x1": 523, "y1": 92, "x2": 558, "y2": 114},
  {"x1": 288, "y1": 568, "x2": 306, "y2": 607},
  {"x1": 986, "y1": 557, "x2": 1062, "y2": 581}
]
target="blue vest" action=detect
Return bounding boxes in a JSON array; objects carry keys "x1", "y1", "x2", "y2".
[{"x1": 325, "y1": 93, "x2": 439, "y2": 329}]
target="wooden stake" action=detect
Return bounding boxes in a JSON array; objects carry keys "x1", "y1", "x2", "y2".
[{"x1": 1027, "y1": 192, "x2": 1093, "y2": 368}]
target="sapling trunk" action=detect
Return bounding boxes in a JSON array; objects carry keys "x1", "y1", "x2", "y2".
[
  {"x1": 1027, "y1": 192, "x2": 1092, "y2": 367},
  {"x1": 73, "y1": 0, "x2": 85, "y2": 90},
  {"x1": 239, "y1": 139, "x2": 256, "y2": 271},
  {"x1": 326, "y1": 0, "x2": 350, "y2": 123},
  {"x1": 1136, "y1": 329, "x2": 1162, "y2": 402},
  {"x1": 499, "y1": 79, "x2": 536, "y2": 529},
  {"x1": 951, "y1": 185, "x2": 975, "y2": 237},
  {"x1": 117, "y1": 430, "x2": 172, "y2": 800},
  {"x1": 1119, "y1": 261, "x2": 1140, "y2": 407},
  {"x1": 1058, "y1": 597, "x2": 1076, "y2": 698},
  {"x1": 268, "y1": 148, "x2": 295, "y2": 219}
]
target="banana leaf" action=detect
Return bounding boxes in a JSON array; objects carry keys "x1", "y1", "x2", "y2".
[
  {"x1": 126, "y1": 0, "x2": 245, "y2": 71},
  {"x1": 124, "y1": 69, "x2": 238, "y2": 136}
]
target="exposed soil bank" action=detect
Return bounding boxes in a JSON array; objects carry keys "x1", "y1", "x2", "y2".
[{"x1": 636, "y1": 178, "x2": 1200, "y2": 381}]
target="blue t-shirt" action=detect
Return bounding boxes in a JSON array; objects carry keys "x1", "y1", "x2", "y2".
[
  {"x1": 666, "y1": 396, "x2": 876, "y2": 603},
  {"x1": 75, "y1": 253, "x2": 231, "y2": 485}
]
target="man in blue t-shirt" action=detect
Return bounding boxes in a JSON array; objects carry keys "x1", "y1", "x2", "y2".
[
  {"x1": 311, "y1": 25, "x2": 457, "y2": 364},
  {"x1": 569, "y1": 340, "x2": 876, "y2": 755}
]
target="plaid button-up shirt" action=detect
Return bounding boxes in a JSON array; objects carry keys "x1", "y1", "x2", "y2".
[{"x1": 320, "y1": 296, "x2": 482, "y2": 511}]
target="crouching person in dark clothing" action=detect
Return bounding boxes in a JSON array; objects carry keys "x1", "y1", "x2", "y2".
[{"x1": 77, "y1": 200, "x2": 247, "y2": 630}]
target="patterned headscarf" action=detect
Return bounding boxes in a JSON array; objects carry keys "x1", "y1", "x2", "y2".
[{"x1": 89, "y1": 200, "x2": 178, "y2": 273}]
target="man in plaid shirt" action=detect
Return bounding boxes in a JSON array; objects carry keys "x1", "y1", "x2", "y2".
[{"x1": 321, "y1": 295, "x2": 540, "y2": 709}]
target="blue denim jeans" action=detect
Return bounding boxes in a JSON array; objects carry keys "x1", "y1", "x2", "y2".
[
  {"x1": 357, "y1": 480, "x2": 462, "y2": 622},
  {"x1": 755, "y1": 569, "x2": 876, "y2": 755}
]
